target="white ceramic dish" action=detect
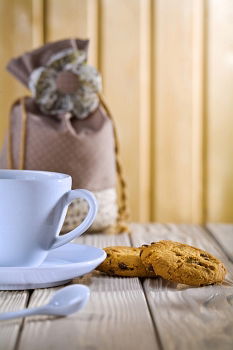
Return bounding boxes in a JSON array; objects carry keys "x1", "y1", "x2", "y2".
[{"x1": 0, "y1": 243, "x2": 106, "y2": 290}]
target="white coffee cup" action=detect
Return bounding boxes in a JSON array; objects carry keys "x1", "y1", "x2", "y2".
[{"x1": 0, "y1": 169, "x2": 97, "y2": 267}]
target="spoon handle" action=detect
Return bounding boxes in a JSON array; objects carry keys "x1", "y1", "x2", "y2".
[{"x1": 0, "y1": 306, "x2": 44, "y2": 320}]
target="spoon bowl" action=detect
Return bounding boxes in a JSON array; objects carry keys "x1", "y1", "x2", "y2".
[
  {"x1": 0, "y1": 284, "x2": 90, "y2": 320},
  {"x1": 47, "y1": 284, "x2": 90, "y2": 316}
]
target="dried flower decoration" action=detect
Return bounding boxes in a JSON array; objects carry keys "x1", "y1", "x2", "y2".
[{"x1": 29, "y1": 48, "x2": 101, "y2": 119}]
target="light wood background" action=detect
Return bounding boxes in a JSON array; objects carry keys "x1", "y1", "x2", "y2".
[{"x1": 0, "y1": 0, "x2": 232, "y2": 223}]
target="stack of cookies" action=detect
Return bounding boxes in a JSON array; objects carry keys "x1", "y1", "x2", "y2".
[{"x1": 96, "y1": 240, "x2": 227, "y2": 286}]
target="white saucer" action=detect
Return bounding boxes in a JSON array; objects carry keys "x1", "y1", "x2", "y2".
[{"x1": 0, "y1": 244, "x2": 106, "y2": 290}]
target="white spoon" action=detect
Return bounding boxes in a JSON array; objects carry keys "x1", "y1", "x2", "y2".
[{"x1": 0, "y1": 284, "x2": 90, "y2": 320}]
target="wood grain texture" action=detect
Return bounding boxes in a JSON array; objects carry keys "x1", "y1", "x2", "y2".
[
  {"x1": 32, "y1": 0, "x2": 44, "y2": 48},
  {"x1": 138, "y1": 0, "x2": 152, "y2": 221},
  {"x1": 17, "y1": 233, "x2": 158, "y2": 350},
  {"x1": 86, "y1": 0, "x2": 99, "y2": 68},
  {"x1": 1, "y1": 226, "x2": 233, "y2": 350},
  {"x1": 0, "y1": 0, "x2": 32, "y2": 147},
  {"x1": 0, "y1": 0, "x2": 233, "y2": 222},
  {"x1": 45, "y1": 0, "x2": 88, "y2": 41},
  {"x1": 130, "y1": 223, "x2": 233, "y2": 350},
  {"x1": 45, "y1": 0, "x2": 99, "y2": 68},
  {"x1": 192, "y1": 0, "x2": 205, "y2": 223},
  {"x1": 207, "y1": 224, "x2": 233, "y2": 261},
  {"x1": 206, "y1": 0, "x2": 233, "y2": 221},
  {"x1": 0, "y1": 291, "x2": 29, "y2": 350},
  {"x1": 100, "y1": 0, "x2": 152, "y2": 221},
  {"x1": 152, "y1": 0, "x2": 205, "y2": 223}
]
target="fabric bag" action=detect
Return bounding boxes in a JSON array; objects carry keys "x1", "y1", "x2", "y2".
[{"x1": 0, "y1": 38, "x2": 128, "y2": 233}]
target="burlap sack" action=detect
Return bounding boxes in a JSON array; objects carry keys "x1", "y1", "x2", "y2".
[{"x1": 0, "y1": 39, "x2": 128, "y2": 233}]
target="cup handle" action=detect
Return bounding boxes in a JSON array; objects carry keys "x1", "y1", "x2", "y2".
[{"x1": 51, "y1": 189, "x2": 97, "y2": 249}]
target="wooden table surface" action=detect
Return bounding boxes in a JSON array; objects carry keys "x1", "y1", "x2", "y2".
[{"x1": 0, "y1": 223, "x2": 232, "y2": 350}]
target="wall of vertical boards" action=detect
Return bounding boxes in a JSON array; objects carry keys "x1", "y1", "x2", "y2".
[{"x1": 0, "y1": 0, "x2": 232, "y2": 223}]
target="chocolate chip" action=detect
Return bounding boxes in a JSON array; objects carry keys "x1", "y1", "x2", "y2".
[
  {"x1": 186, "y1": 257, "x2": 198, "y2": 264},
  {"x1": 196, "y1": 262, "x2": 209, "y2": 268},
  {"x1": 186, "y1": 258, "x2": 212, "y2": 270},
  {"x1": 118, "y1": 263, "x2": 134, "y2": 271},
  {"x1": 148, "y1": 264, "x2": 154, "y2": 272},
  {"x1": 118, "y1": 263, "x2": 129, "y2": 270},
  {"x1": 175, "y1": 252, "x2": 182, "y2": 256},
  {"x1": 200, "y1": 253, "x2": 210, "y2": 260},
  {"x1": 208, "y1": 265, "x2": 215, "y2": 271}
]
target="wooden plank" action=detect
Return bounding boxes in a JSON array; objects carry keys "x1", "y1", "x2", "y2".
[
  {"x1": 0, "y1": 291, "x2": 29, "y2": 350},
  {"x1": 1, "y1": 0, "x2": 233, "y2": 224},
  {"x1": 45, "y1": 0, "x2": 88, "y2": 41},
  {"x1": 0, "y1": 0, "x2": 33, "y2": 147},
  {"x1": 86, "y1": 0, "x2": 99, "y2": 68},
  {"x1": 191, "y1": 0, "x2": 205, "y2": 223},
  {"x1": 207, "y1": 224, "x2": 233, "y2": 262},
  {"x1": 138, "y1": 0, "x2": 152, "y2": 221},
  {"x1": 17, "y1": 233, "x2": 159, "y2": 350},
  {"x1": 32, "y1": 0, "x2": 44, "y2": 48},
  {"x1": 100, "y1": 0, "x2": 152, "y2": 221},
  {"x1": 152, "y1": 0, "x2": 205, "y2": 223},
  {"x1": 206, "y1": 0, "x2": 233, "y2": 221},
  {"x1": 45, "y1": 0, "x2": 100, "y2": 67},
  {"x1": 131, "y1": 223, "x2": 233, "y2": 350}
]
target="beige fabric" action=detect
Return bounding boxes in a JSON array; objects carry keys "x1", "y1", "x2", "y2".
[
  {"x1": 0, "y1": 98, "x2": 116, "y2": 191},
  {"x1": 62, "y1": 187, "x2": 118, "y2": 233},
  {"x1": 7, "y1": 39, "x2": 89, "y2": 88},
  {"x1": 0, "y1": 38, "x2": 125, "y2": 232}
]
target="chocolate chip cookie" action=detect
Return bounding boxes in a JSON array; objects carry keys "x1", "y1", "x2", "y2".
[
  {"x1": 140, "y1": 240, "x2": 227, "y2": 286},
  {"x1": 97, "y1": 246, "x2": 156, "y2": 277}
]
